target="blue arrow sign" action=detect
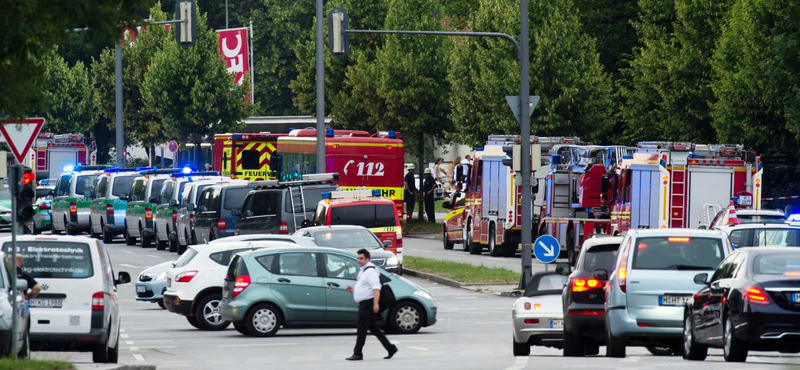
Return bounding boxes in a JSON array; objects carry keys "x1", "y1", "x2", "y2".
[{"x1": 534, "y1": 235, "x2": 560, "y2": 263}]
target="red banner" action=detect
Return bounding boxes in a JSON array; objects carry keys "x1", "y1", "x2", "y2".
[{"x1": 217, "y1": 28, "x2": 250, "y2": 86}]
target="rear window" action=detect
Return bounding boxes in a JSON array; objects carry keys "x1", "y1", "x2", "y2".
[
  {"x1": 329, "y1": 204, "x2": 396, "y2": 228},
  {"x1": 729, "y1": 228, "x2": 800, "y2": 248},
  {"x1": 149, "y1": 179, "x2": 167, "y2": 197},
  {"x1": 632, "y1": 236, "x2": 724, "y2": 270},
  {"x1": 112, "y1": 176, "x2": 137, "y2": 197},
  {"x1": 174, "y1": 248, "x2": 198, "y2": 268},
  {"x1": 755, "y1": 253, "x2": 800, "y2": 275},
  {"x1": 96, "y1": 177, "x2": 108, "y2": 197},
  {"x1": 223, "y1": 188, "x2": 252, "y2": 210},
  {"x1": 11, "y1": 241, "x2": 94, "y2": 279},
  {"x1": 311, "y1": 229, "x2": 381, "y2": 249},
  {"x1": 582, "y1": 244, "x2": 619, "y2": 273},
  {"x1": 739, "y1": 215, "x2": 785, "y2": 224}
]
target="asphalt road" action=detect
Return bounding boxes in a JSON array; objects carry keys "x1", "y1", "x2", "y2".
[{"x1": 0, "y1": 229, "x2": 797, "y2": 369}]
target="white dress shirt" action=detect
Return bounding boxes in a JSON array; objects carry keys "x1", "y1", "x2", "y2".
[{"x1": 353, "y1": 262, "x2": 382, "y2": 303}]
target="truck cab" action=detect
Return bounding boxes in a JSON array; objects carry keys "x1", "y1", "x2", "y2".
[{"x1": 51, "y1": 165, "x2": 110, "y2": 235}]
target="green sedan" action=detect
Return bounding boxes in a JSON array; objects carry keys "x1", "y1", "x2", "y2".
[{"x1": 220, "y1": 245, "x2": 437, "y2": 337}]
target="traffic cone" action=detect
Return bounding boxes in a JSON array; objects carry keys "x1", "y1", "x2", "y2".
[{"x1": 727, "y1": 200, "x2": 739, "y2": 226}]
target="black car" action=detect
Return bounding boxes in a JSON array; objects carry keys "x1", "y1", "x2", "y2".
[
  {"x1": 561, "y1": 236, "x2": 623, "y2": 357},
  {"x1": 683, "y1": 247, "x2": 800, "y2": 362},
  {"x1": 192, "y1": 184, "x2": 254, "y2": 242}
]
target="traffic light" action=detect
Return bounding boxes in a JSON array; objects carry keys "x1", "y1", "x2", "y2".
[
  {"x1": 10, "y1": 165, "x2": 35, "y2": 223},
  {"x1": 175, "y1": 0, "x2": 197, "y2": 47},
  {"x1": 327, "y1": 8, "x2": 349, "y2": 58},
  {"x1": 502, "y1": 144, "x2": 521, "y2": 172}
]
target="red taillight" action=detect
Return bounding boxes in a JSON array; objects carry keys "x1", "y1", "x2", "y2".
[
  {"x1": 570, "y1": 278, "x2": 602, "y2": 292},
  {"x1": 106, "y1": 203, "x2": 114, "y2": 215},
  {"x1": 92, "y1": 292, "x2": 105, "y2": 310},
  {"x1": 617, "y1": 256, "x2": 628, "y2": 293},
  {"x1": 172, "y1": 210, "x2": 178, "y2": 222},
  {"x1": 637, "y1": 322, "x2": 650, "y2": 327},
  {"x1": 218, "y1": 218, "x2": 227, "y2": 230},
  {"x1": 569, "y1": 310, "x2": 605, "y2": 316},
  {"x1": 744, "y1": 286, "x2": 770, "y2": 305},
  {"x1": 69, "y1": 202, "x2": 77, "y2": 213},
  {"x1": 145, "y1": 207, "x2": 153, "y2": 219},
  {"x1": 232, "y1": 275, "x2": 251, "y2": 299},
  {"x1": 175, "y1": 271, "x2": 198, "y2": 283},
  {"x1": 189, "y1": 214, "x2": 194, "y2": 226},
  {"x1": 524, "y1": 319, "x2": 539, "y2": 324},
  {"x1": 279, "y1": 221, "x2": 288, "y2": 234},
  {"x1": 38, "y1": 203, "x2": 51, "y2": 211}
]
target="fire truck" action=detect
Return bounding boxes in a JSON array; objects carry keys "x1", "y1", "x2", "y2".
[
  {"x1": 272, "y1": 129, "x2": 405, "y2": 214},
  {"x1": 29, "y1": 133, "x2": 97, "y2": 181},
  {"x1": 212, "y1": 132, "x2": 285, "y2": 181},
  {"x1": 608, "y1": 142, "x2": 762, "y2": 234}
]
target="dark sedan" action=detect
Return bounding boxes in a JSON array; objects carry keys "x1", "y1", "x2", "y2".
[{"x1": 683, "y1": 247, "x2": 800, "y2": 362}]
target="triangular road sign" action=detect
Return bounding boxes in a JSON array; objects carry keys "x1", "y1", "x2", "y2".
[
  {"x1": 506, "y1": 96, "x2": 540, "y2": 124},
  {"x1": 0, "y1": 118, "x2": 45, "y2": 164}
]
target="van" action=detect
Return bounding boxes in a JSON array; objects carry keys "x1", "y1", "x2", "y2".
[
  {"x1": 121, "y1": 173, "x2": 173, "y2": 247},
  {"x1": 154, "y1": 172, "x2": 225, "y2": 252},
  {"x1": 234, "y1": 184, "x2": 337, "y2": 236},
  {"x1": 89, "y1": 169, "x2": 139, "y2": 243},
  {"x1": 193, "y1": 184, "x2": 254, "y2": 242},
  {"x1": 176, "y1": 179, "x2": 247, "y2": 253}
]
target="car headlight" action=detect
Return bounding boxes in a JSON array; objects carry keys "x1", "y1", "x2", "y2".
[
  {"x1": 155, "y1": 271, "x2": 167, "y2": 281},
  {"x1": 413, "y1": 289, "x2": 433, "y2": 301},
  {"x1": 386, "y1": 253, "x2": 399, "y2": 267}
]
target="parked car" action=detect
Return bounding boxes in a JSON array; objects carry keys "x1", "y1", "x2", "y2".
[
  {"x1": 294, "y1": 225, "x2": 401, "y2": 274},
  {"x1": 135, "y1": 261, "x2": 175, "y2": 309},
  {"x1": 683, "y1": 247, "x2": 800, "y2": 362},
  {"x1": 234, "y1": 182, "x2": 337, "y2": 236},
  {"x1": 207, "y1": 234, "x2": 317, "y2": 247},
  {"x1": 721, "y1": 223, "x2": 800, "y2": 248},
  {"x1": 0, "y1": 179, "x2": 12, "y2": 229},
  {"x1": 605, "y1": 229, "x2": 732, "y2": 357},
  {"x1": 6, "y1": 235, "x2": 131, "y2": 363},
  {"x1": 0, "y1": 252, "x2": 31, "y2": 358},
  {"x1": 512, "y1": 268, "x2": 570, "y2": 356},
  {"x1": 122, "y1": 170, "x2": 175, "y2": 247},
  {"x1": 220, "y1": 246, "x2": 437, "y2": 336},
  {"x1": 50, "y1": 165, "x2": 110, "y2": 235},
  {"x1": 162, "y1": 241, "x2": 287, "y2": 330},
  {"x1": 562, "y1": 235, "x2": 624, "y2": 357},
  {"x1": 88, "y1": 169, "x2": 139, "y2": 243},
  {"x1": 176, "y1": 179, "x2": 247, "y2": 254},
  {"x1": 192, "y1": 183, "x2": 254, "y2": 243},
  {"x1": 708, "y1": 208, "x2": 785, "y2": 229},
  {"x1": 32, "y1": 192, "x2": 53, "y2": 235},
  {"x1": 154, "y1": 172, "x2": 225, "y2": 252}
]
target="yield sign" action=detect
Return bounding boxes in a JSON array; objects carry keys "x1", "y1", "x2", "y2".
[{"x1": 0, "y1": 118, "x2": 45, "y2": 164}]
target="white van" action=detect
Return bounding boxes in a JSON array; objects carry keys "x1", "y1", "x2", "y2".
[{"x1": 2, "y1": 236, "x2": 131, "y2": 363}]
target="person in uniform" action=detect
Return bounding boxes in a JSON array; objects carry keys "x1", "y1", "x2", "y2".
[
  {"x1": 423, "y1": 168, "x2": 436, "y2": 223},
  {"x1": 404, "y1": 164, "x2": 417, "y2": 220}
]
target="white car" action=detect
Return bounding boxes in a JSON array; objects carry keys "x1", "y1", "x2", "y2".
[
  {"x1": 512, "y1": 269, "x2": 570, "y2": 356},
  {"x1": 206, "y1": 234, "x2": 317, "y2": 247},
  {"x1": 162, "y1": 241, "x2": 298, "y2": 330},
  {"x1": 720, "y1": 222, "x2": 800, "y2": 248},
  {"x1": 4, "y1": 235, "x2": 131, "y2": 363}
]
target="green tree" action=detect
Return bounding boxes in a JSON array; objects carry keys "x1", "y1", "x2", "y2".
[
  {"x1": 0, "y1": 0, "x2": 155, "y2": 118},
  {"x1": 573, "y1": 0, "x2": 640, "y2": 77},
  {"x1": 35, "y1": 48, "x2": 97, "y2": 135},
  {"x1": 447, "y1": 0, "x2": 613, "y2": 148},
  {"x1": 711, "y1": 0, "x2": 800, "y2": 162},
  {"x1": 617, "y1": 0, "x2": 733, "y2": 144}
]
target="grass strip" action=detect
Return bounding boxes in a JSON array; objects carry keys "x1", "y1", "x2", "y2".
[
  {"x1": 404, "y1": 256, "x2": 519, "y2": 284},
  {"x1": 0, "y1": 359, "x2": 74, "y2": 370},
  {"x1": 402, "y1": 219, "x2": 443, "y2": 234}
]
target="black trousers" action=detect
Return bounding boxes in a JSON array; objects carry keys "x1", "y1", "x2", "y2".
[
  {"x1": 424, "y1": 193, "x2": 435, "y2": 222},
  {"x1": 405, "y1": 193, "x2": 416, "y2": 219},
  {"x1": 353, "y1": 300, "x2": 393, "y2": 356}
]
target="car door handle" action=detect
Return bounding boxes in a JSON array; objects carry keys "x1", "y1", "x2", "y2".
[
  {"x1": 278, "y1": 278, "x2": 291, "y2": 283},
  {"x1": 327, "y1": 282, "x2": 340, "y2": 288}
]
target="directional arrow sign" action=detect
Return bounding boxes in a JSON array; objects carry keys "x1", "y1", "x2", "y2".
[
  {"x1": 533, "y1": 235, "x2": 559, "y2": 263},
  {"x1": 506, "y1": 96, "x2": 540, "y2": 124},
  {"x1": 0, "y1": 118, "x2": 45, "y2": 164}
]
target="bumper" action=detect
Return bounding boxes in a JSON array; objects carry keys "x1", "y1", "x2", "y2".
[
  {"x1": 135, "y1": 281, "x2": 167, "y2": 302},
  {"x1": 104, "y1": 223, "x2": 126, "y2": 234},
  {"x1": 30, "y1": 328, "x2": 108, "y2": 352},
  {"x1": 163, "y1": 293, "x2": 194, "y2": 316},
  {"x1": 564, "y1": 305, "x2": 607, "y2": 342},
  {"x1": 424, "y1": 304, "x2": 437, "y2": 327},
  {"x1": 606, "y1": 306, "x2": 683, "y2": 346},
  {"x1": 512, "y1": 313, "x2": 564, "y2": 347},
  {"x1": 142, "y1": 227, "x2": 155, "y2": 239},
  {"x1": 733, "y1": 314, "x2": 800, "y2": 350},
  {"x1": 220, "y1": 300, "x2": 250, "y2": 323}
]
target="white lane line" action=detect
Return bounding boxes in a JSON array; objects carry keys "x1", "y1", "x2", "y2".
[
  {"x1": 146, "y1": 255, "x2": 161, "y2": 259},
  {"x1": 129, "y1": 346, "x2": 138, "y2": 351},
  {"x1": 119, "y1": 250, "x2": 135, "y2": 254},
  {"x1": 217, "y1": 343, "x2": 298, "y2": 348},
  {"x1": 120, "y1": 334, "x2": 129, "y2": 339},
  {"x1": 505, "y1": 357, "x2": 528, "y2": 370},
  {"x1": 120, "y1": 329, "x2": 126, "y2": 332},
  {"x1": 125, "y1": 340, "x2": 134, "y2": 345},
  {"x1": 133, "y1": 354, "x2": 145, "y2": 362},
  {"x1": 119, "y1": 264, "x2": 137, "y2": 268},
  {"x1": 125, "y1": 346, "x2": 177, "y2": 350},
  {"x1": 407, "y1": 346, "x2": 429, "y2": 351}
]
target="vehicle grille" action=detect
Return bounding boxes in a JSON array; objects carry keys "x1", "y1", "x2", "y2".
[
  {"x1": 372, "y1": 258, "x2": 385, "y2": 266},
  {"x1": 139, "y1": 274, "x2": 153, "y2": 282},
  {"x1": 137, "y1": 290, "x2": 154, "y2": 298}
]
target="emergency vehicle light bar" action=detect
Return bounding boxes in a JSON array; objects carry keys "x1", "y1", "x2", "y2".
[
  {"x1": 64, "y1": 164, "x2": 111, "y2": 172},
  {"x1": 104, "y1": 168, "x2": 140, "y2": 173},
  {"x1": 138, "y1": 168, "x2": 183, "y2": 175},
  {"x1": 171, "y1": 171, "x2": 221, "y2": 178}
]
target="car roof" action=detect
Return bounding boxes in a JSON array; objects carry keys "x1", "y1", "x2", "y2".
[
  {"x1": 625, "y1": 228, "x2": 727, "y2": 238},
  {"x1": 299, "y1": 225, "x2": 370, "y2": 233},
  {"x1": 720, "y1": 223, "x2": 800, "y2": 232},
  {"x1": 736, "y1": 209, "x2": 785, "y2": 216},
  {"x1": 188, "y1": 240, "x2": 300, "y2": 254},
  {"x1": 208, "y1": 234, "x2": 316, "y2": 245},
  {"x1": 327, "y1": 198, "x2": 396, "y2": 206},
  {"x1": 237, "y1": 244, "x2": 363, "y2": 258},
  {"x1": 0, "y1": 235, "x2": 98, "y2": 245},
  {"x1": 582, "y1": 235, "x2": 624, "y2": 250}
]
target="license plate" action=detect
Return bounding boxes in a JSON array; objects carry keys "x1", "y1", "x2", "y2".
[
  {"x1": 167, "y1": 278, "x2": 171, "y2": 288},
  {"x1": 738, "y1": 195, "x2": 752, "y2": 206},
  {"x1": 137, "y1": 285, "x2": 146, "y2": 293},
  {"x1": 549, "y1": 320, "x2": 563, "y2": 329},
  {"x1": 29, "y1": 299, "x2": 63, "y2": 308},
  {"x1": 793, "y1": 293, "x2": 800, "y2": 302},
  {"x1": 660, "y1": 295, "x2": 690, "y2": 306}
]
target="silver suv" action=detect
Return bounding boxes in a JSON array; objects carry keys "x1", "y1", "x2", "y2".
[{"x1": 604, "y1": 229, "x2": 732, "y2": 357}]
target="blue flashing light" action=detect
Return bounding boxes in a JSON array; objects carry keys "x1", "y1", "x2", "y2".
[
  {"x1": 787, "y1": 214, "x2": 800, "y2": 223},
  {"x1": 289, "y1": 127, "x2": 295, "y2": 132},
  {"x1": 233, "y1": 134, "x2": 242, "y2": 139},
  {"x1": 135, "y1": 167, "x2": 151, "y2": 171},
  {"x1": 182, "y1": 166, "x2": 193, "y2": 174},
  {"x1": 552, "y1": 155, "x2": 561, "y2": 164},
  {"x1": 321, "y1": 192, "x2": 332, "y2": 199},
  {"x1": 105, "y1": 168, "x2": 120, "y2": 173},
  {"x1": 63, "y1": 165, "x2": 74, "y2": 172},
  {"x1": 622, "y1": 155, "x2": 633, "y2": 159},
  {"x1": 388, "y1": 131, "x2": 396, "y2": 139},
  {"x1": 326, "y1": 129, "x2": 334, "y2": 137},
  {"x1": 475, "y1": 148, "x2": 484, "y2": 151},
  {"x1": 114, "y1": 163, "x2": 120, "y2": 168},
  {"x1": 372, "y1": 190, "x2": 381, "y2": 197}
]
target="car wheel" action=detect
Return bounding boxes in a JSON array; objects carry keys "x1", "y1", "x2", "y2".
[
  {"x1": 92, "y1": 331, "x2": 110, "y2": 363},
  {"x1": 723, "y1": 314, "x2": 747, "y2": 362},
  {"x1": 124, "y1": 224, "x2": 137, "y2": 246},
  {"x1": 32, "y1": 221, "x2": 41, "y2": 235},
  {"x1": 178, "y1": 236, "x2": 187, "y2": 255},
  {"x1": 168, "y1": 230, "x2": 178, "y2": 253},
  {"x1": 463, "y1": 221, "x2": 471, "y2": 252},
  {"x1": 563, "y1": 328, "x2": 585, "y2": 357},
  {"x1": 140, "y1": 224, "x2": 153, "y2": 248},
  {"x1": 90, "y1": 221, "x2": 101, "y2": 239},
  {"x1": 186, "y1": 316, "x2": 201, "y2": 329},
  {"x1": 646, "y1": 346, "x2": 673, "y2": 356},
  {"x1": 190, "y1": 230, "x2": 198, "y2": 245},
  {"x1": 513, "y1": 337, "x2": 530, "y2": 356},
  {"x1": 195, "y1": 294, "x2": 230, "y2": 331},
  {"x1": 606, "y1": 319, "x2": 626, "y2": 358},
  {"x1": 389, "y1": 301, "x2": 423, "y2": 334},
  {"x1": 102, "y1": 223, "x2": 114, "y2": 244},
  {"x1": 107, "y1": 328, "x2": 119, "y2": 363},
  {"x1": 66, "y1": 216, "x2": 78, "y2": 235},
  {"x1": 246, "y1": 303, "x2": 282, "y2": 337},
  {"x1": 233, "y1": 322, "x2": 251, "y2": 336},
  {"x1": 683, "y1": 313, "x2": 708, "y2": 361},
  {"x1": 158, "y1": 301, "x2": 166, "y2": 309},
  {"x1": 443, "y1": 224, "x2": 454, "y2": 250},
  {"x1": 155, "y1": 227, "x2": 168, "y2": 250},
  {"x1": 488, "y1": 225, "x2": 500, "y2": 257}
]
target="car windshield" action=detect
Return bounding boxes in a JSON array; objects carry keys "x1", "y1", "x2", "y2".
[
  {"x1": 729, "y1": 228, "x2": 800, "y2": 248},
  {"x1": 111, "y1": 176, "x2": 137, "y2": 197},
  {"x1": 10, "y1": 241, "x2": 94, "y2": 279},
  {"x1": 0, "y1": 182, "x2": 10, "y2": 200},
  {"x1": 76, "y1": 175, "x2": 99, "y2": 196},
  {"x1": 311, "y1": 229, "x2": 381, "y2": 249},
  {"x1": 632, "y1": 236, "x2": 724, "y2": 270},
  {"x1": 223, "y1": 188, "x2": 252, "y2": 210},
  {"x1": 523, "y1": 273, "x2": 568, "y2": 297},
  {"x1": 583, "y1": 244, "x2": 619, "y2": 273},
  {"x1": 739, "y1": 215, "x2": 785, "y2": 224},
  {"x1": 754, "y1": 253, "x2": 800, "y2": 275},
  {"x1": 329, "y1": 204, "x2": 396, "y2": 229}
]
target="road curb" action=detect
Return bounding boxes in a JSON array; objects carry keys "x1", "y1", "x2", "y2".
[
  {"x1": 74, "y1": 364, "x2": 157, "y2": 370},
  {"x1": 404, "y1": 233, "x2": 441, "y2": 240},
  {"x1": 403, "y1": 268, "x2": 521, "y2": 298}
]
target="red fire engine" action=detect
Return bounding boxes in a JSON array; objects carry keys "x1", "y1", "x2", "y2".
[
  {"x1": 30, "y1": 133, "x2": 97, "y2": 181},
  {"x1": 213, "y1": 132, "x2": 286, "y2": 181}
]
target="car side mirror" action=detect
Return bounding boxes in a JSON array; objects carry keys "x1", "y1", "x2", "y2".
[
  {"x1": 694, "y1": 273, "x2": 709, "y2": 285},
  {"x1": 555, "y1": 262, "x2": 571, "y2": 276},
  {"x1": 593, "y1": 269, "x2": 609, "y2": 280},
  {"x1": 231, "y1": 208, "x2": 240, "y2": 217},
  {"x1": 116, "y1": 271, "x2": 131, "y2": 285},
  {"x1": 15, "y1": 280, "x2": 27, "y2": 292},
  {"x1": 383, "y1": 240, "x2": 392, "y2": 248},
  {"x1": 169, "y1": 199, "x2": 179, "y2": 207},
  {"x1": 442, "y1": 201, "x2": 451, "y2": 209}
]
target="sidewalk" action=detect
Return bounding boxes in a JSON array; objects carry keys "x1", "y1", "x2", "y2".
[
  {"x1": 403, "y1": 268, "x2": 522, "y2": 298},
  {"x1": 74, "y1": 364, "x2": 156, "y2": 370}
]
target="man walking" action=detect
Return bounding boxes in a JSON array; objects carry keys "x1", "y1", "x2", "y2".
[
  {"x1": 403, "y1": 164, "x2": 417, "y2": 220},
  {"x1": 345, "y1": 249, "x2": 398, "y2": 361},
  {"x1": 423, "y1": 168, "x2": 436, "y2": 222}
]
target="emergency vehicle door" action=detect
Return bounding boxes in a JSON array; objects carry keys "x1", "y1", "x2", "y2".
[
  {"x1": 688, "y1": 169, "x2": 733, "y2": 229},
  {"x1": 630, "y1": 167, "x2": 659, "y2": 229}
]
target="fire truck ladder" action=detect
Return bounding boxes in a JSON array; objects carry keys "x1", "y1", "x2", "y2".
[
  {"x1": 288, "y1": 186, "x2": 307, "y2": 230},
  {"x1": 671, "y1": 163, "x2": 688, "y2": 228}
]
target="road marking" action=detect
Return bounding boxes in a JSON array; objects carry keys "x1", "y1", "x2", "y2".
[
  {"x1": 125, "y1": 340, "x2": 134, "y2": 345},
  {"x1": 407, "y1": 346, "x2": 429, "y2": 351},
  {"x1": 120, "y1": 329, "x2": 126, "y2": 332},
  {"x1": 119, "y1": 264, "x2": 137, "y2": 268},
  {"x1": 133, "y1": 354, "x2": 145, "y2": 362},
  {"x1": 217, "y1": 343, "x2": 298, "y2": 348},
  {"x1": 146, "y1": 255, "x2": 161, "y2": 259},
  {"x1": 121, "y1": 334, "x2": 129, "y2": 339},
  {"x1": 621, "y1": 356, "x2": 640, "y2": 362},
  {"x1": 119, "y1": 250, "x2": 135, "y2": 254},
  {"x1": 505, "y1": 357, "x2": 528, "y2": 370},
  {"x1": 129, "y1": 346, "x2": 138, "y2": 351}
]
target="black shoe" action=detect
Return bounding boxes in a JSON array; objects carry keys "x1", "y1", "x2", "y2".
[
  {"x1": 346, "y1": 354, "x2": 363, "y2": 361},
  {"x1": 385, "y1": 346, "x2": 398, "y2": 359}
]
